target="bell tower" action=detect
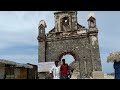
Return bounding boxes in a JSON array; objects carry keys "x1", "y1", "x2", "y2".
[
  {"x1": 54, "y1": 11, "x2": 78, "y2": 32},
  {"x1": 87, "y1": 12, "x2": 102, "y2": 71}
]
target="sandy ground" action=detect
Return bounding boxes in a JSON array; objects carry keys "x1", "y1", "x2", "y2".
[
  {"x1": 104, "y1": 74, "x2": 114, "y2": 79},
  {"x1": 70, "y1": 73, "x2": 114, "y2": 79}
]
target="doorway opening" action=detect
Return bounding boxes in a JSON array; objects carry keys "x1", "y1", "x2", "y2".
[{"x1": 60, "y1": 54, "x2": 75, "y2": 65}]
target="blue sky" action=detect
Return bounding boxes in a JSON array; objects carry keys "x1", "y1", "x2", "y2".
[{"x1": 0, "y1": 11, "x2": 119, "y2": 73}]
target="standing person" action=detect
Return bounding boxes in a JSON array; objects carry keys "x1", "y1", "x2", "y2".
[
  {"x1": 60, "y1": 59, "x2": 70, "y2": 79},
  {"x1": 49, "y1": 61, "x2": 60, "y2": 79}
]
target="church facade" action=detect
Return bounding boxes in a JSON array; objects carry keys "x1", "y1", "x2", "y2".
[{"x1": 37, "y1": 11, "x2": 102, "y2": 78}]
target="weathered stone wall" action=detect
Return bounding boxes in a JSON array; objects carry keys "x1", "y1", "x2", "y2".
[
  {"x1": 54, "y1": 11, "x2": 77, "y2": 32},
  {"x1": 38, "y1": 41, "x2": 46, "y2": 62},
  {"x1": 38, "y1": 72, "x2": 51, "y2": 79},
  {"x1": 89, "y1": 31, "x2": 102, "y2": 71},
  {"x1": 46, "y1": 37, "x2": 93, "y2": 77}
]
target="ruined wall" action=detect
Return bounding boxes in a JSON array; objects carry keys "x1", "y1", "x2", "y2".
[
  {"x1": 38, "y1": 72, "x2": 51, "y2": 79},
  {"x1": 46, "y1": 37, "x2": 93, "y2": 77},
  {"x1": 38, "y1": 42, "x2": 46, "y2": 62},
  {"x1": 89, "y1": 31, "x2": 102, "y2": 71},
  {"x1": 38, "y1": 11, "x2": 102, "y2": 78}
]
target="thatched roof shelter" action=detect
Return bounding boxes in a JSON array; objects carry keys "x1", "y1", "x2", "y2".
[
  {"x1": 0, "y1": 59, "x2": 33, "y2": 68},
  {"x1": 107, "y1": 51, "x2": 120, "y2": 63}
]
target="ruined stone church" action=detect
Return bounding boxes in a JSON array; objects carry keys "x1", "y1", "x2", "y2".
[{"x1": 37, "y1": 11, "x2": 102, "y2": 78}]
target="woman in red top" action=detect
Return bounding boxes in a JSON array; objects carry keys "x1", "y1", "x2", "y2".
[{"x1": 60, "y1": 59, "x2": 70, "y2": 79}]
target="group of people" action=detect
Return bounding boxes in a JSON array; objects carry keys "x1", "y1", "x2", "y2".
[{"x1": 49, "y1": 59, "x2": 71, "y2": 79}]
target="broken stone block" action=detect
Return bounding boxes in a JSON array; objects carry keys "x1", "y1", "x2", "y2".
[{"x1": 92, "y1": 71, "x2": 104, "y2": 79}]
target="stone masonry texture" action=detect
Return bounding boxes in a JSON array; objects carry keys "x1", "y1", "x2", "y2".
[{"x1": 37, "y1": 11, "x2": 102, "y2": 78}]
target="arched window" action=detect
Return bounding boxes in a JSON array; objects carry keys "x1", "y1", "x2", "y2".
[
  {"x1": 61, "y1": 17, "x2": 70, "y2": 31},
  {"x1": 62, "y1": 17, "x2": 69, "y2": 26}
]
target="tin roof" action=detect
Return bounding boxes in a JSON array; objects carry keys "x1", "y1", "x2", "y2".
[{"x1": 0, "y1": 59, "x2": 33, "y2": 68}]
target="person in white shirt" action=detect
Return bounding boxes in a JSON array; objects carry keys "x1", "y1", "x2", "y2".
[{"x1": 49, "y1": 61, "x2": 60, "y2": 79}]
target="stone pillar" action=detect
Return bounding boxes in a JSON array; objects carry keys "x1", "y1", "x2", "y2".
[
  {"x1": 88, "y1": 13, "x2": 102, "y2": 72},
  {"x1": 38, "y1": 20, "x2": 47, "y2": 62}
]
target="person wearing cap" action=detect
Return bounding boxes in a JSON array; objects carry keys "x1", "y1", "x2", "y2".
[{"x1": 49, "y1": 60, "x2": 60, "y2": 79}]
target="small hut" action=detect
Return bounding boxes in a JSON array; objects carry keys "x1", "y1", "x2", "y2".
[
  {"x1": 107, "y1": 51, "x2": 120, "y2": 79},
  {"x1": 0, "y1": 59, "x2": 37, "y2": 79}
]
